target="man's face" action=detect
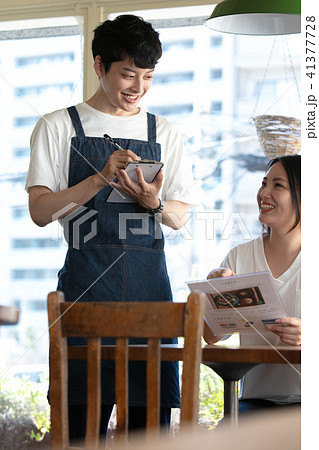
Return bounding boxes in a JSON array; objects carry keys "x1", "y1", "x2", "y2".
[{"x1": 97, "y1": 57, "x2": 154, "y2": 116}]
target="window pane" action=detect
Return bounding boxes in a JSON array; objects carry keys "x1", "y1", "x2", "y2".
[{"x1": 0, "y1": 16, "x2": 83, "y2": 367}]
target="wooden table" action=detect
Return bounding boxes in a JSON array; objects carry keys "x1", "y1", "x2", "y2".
[
  {"x1": 68, "y1": 343, "x2": 301, "y2": 427},
  {"x1": 0, "y1": 305, "x2": 20, "y2": 326},
  {"x1": 201, "y1": 345, "x2": 300, "y2": 426},
  {"x1": 68, "y1": 343, "x2": 301, "y2": 364}
]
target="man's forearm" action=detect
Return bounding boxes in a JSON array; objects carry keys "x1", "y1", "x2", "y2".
[
  {"x1": 160, "y1": 200, "x2": 190, "y2": 230},
  {"x1": 28, "y1": 173, "x2": 107, "y2": 227}
]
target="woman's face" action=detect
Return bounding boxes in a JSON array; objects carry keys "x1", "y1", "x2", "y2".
[{"x1": 257, "y1": 162, "x2": 298, "y2": 233}]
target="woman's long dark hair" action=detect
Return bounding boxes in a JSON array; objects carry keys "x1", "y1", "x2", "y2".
[{"x1": 263, "y1": 154, "x2": 301, "y2": 235}]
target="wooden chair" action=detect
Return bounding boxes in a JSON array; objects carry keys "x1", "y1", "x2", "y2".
[{"x1": 47, "y1": 291, "x2": 205, "y2": 449}]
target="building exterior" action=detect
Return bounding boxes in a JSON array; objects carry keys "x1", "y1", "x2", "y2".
[{"x1": 0, "y1": 24, "x2": 82, "y2": 366}]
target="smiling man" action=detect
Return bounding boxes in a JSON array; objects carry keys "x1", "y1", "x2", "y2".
[{"x1": 25, "y1": 15, "x2": 196, "y2": 442}]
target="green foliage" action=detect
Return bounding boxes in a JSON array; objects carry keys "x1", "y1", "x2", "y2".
[
  {"x1": 0, "y1": 369, "x2": 50, "y2": 441},
  {"x1": 178, "y1": 336, "x2": 226, "y2": 429},
  {"x1": 197, "y1": 335, "x2": 241, "y2": 428},
  {"x1": 28, "y1": 429, "x2": 43, "y2": 442},
  {"x1": 199, "y1": 364, "x2": 224, "y2": 428}
]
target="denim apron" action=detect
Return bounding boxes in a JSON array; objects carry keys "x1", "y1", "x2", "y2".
[{"x1": 57, "y1": 106, "x2": 180, "y2": 407}]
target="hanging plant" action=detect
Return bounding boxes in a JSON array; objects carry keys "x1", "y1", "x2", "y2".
[
  {"x1": 251, "y1": 37, "x2": 301, "y2": 159},
  {"x1": 253, "y1": 115, "x2": 300, "y2": 159}
]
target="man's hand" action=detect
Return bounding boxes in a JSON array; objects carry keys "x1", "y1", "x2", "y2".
[
  {"x1": 110, "y1": 166, "x2": 163, "y2": 210},
  {"x1": 95, "y1": 149, "x2": 141, "y2": 188}
]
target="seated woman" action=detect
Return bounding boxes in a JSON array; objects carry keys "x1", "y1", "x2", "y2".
[{"x1": 204, "y1": 154, "x2": 301, "y2": 412}]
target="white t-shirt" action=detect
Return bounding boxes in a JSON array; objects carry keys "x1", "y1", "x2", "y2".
[
  {"x1": 25, "y1": 102, "x2": 197, "y2": 206},
  {"x1": 222, "y1": 235, "x2": 301, "y2": 404}
]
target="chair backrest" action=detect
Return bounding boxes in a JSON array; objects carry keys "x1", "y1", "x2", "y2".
[{"x1": 47, "y1": 291, "x2": 205, "y2": 449}]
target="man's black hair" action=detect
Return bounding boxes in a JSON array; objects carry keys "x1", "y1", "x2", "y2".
[{"x1": 92, "y1": 15, "x2": 162, "y2": 73}]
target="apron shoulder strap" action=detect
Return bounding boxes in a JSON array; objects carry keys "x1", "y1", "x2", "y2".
[
  {"x1": 147, "y1": 113, "x2": 157, "y2": 145},
  {"x1": 67, "y1": 106, "x2": 85, "y2": 139}
]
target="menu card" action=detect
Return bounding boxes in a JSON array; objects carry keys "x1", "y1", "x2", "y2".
[{"x1": 187, "y1": 271, "x2": 287, "y2": 335}]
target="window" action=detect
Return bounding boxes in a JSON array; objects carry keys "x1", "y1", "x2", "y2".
[
  {"x1": 12, "y1": 206, "x2": 29, "y2": 218},
  {"x1": 149, "y1": 104, "x2": 193, "y2": 116},
  {"x1": 215, "y1": 200, "x2": 223, "y2": 210},
  {"x1": 14, "y1": 116, "x2": 39, "y2": 127},
  {"x1": 12, "y1": 269, "x2": 58, "y2": 279},
  {"x1": 12, "y1": 238, "x2": 61, "y2": 249},
  {"x1": 15, "y1": 52, "x2": 75, "y2": 67},
  {"x1": 162, "y1": 39, "x2": 194, "y2": 51},
  {"x1": 0, "y1": 16, "x2": 83, "y2": 366},
  {"x1": 211, "y1": 35, "x2": 223, "y2": 47},
  {"x1": 210, "y1": 68, "x2": 222, "y2": 80},
  {"x1": 255, "y1": 79, "x2": 278, "y2": 97},
  {"x1": 27, "y1": 300, "x2": 47, "y2": 311},
  {"x1": 210, "y1": 101, "x2": 222, "y2": 113},
  {"x1": 15, "y1": 83, "x2": 74, "y2": 97},
  {"x1": 153, "y1": 72, "x2": 194, "y2": 84},
  {"x1": 13, "y1": 299, "x2": 21, "y2": 309},
  {"x1": 13, "y1": 147, "x2": 29, "y2": 158}
]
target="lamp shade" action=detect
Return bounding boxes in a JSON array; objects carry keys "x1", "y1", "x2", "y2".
[{"x1": 206, "y1": 0, "x2": 301, "y2": 35}]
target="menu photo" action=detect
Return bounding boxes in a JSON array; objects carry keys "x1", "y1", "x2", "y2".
[{"x1": 187, "y1": 271, "x2": 287, "y2": 335}]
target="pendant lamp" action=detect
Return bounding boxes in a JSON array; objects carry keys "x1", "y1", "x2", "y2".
[{"x1": 206, "y1": 0, "x2": 301, "y2": 35}]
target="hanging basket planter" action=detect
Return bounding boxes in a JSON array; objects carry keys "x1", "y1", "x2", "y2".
[{"x1": 253, "y1": 114, "x2": 301, "y2": 159}]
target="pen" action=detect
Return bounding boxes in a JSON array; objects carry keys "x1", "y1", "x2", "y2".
[{"x1": 103, "y1": 133, "x2": 125, "y2": 151}]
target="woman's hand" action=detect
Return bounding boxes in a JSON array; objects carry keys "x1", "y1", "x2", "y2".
[
  {"x1": 203, "y1": 322, "x2": 223, "y2": 345},
  {"x1": 207, "y1": 267, "x2": 236, "y2": 279},
  {"x1": 203, "y1": 267, "x2": 236, "y2": 345},
  {"x1": 266, "y1": 317, "x2": 301, "y2": 346}
]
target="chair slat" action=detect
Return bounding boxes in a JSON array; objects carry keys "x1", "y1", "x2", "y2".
[
  {"x1": 85, "y1": 338, "x2": 101, "y2": 449},
  {"x1": 115, "y1": 338, "x2": 129, "y2": 441},
  {"x1": 146, "y1": 338, "x2": 161, "y2": 435},
  {"x1": 60, "y1": 302, "x2": 185, "y2": 338},
  {"x1": 180, "y1": 293, "x2": 205, "y2": 428},
  {"x1": 47, "y1": 291, "x2": 70, "y2": 449}
]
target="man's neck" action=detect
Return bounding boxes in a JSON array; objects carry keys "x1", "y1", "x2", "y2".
[{"x1": 86, "y1": 90, "x2": 140, "y2": 117}]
